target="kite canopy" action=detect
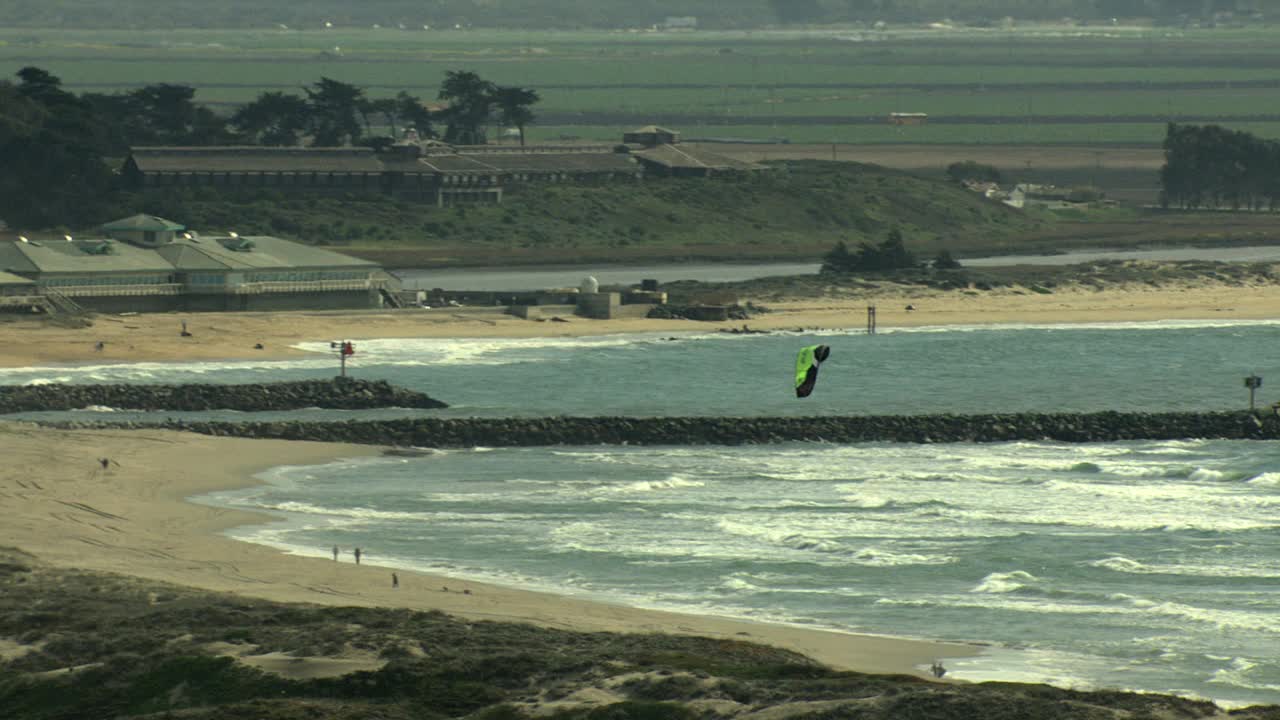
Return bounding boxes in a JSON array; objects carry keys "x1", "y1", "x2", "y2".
[{"x1": 795, "y1": 344, "x2": 830, "y2": 398}]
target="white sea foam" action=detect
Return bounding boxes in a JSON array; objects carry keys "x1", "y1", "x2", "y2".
[
  {"x1": 1092, "y1": 556, "x2": 1150, "y2": 574},
  {"x1": 256, "y1": 500, "x2": 433, "y2": 522},
  {"x1": 1188, "y1": 467, "x2": 1243, "y2": 482},
  {"x1": 850, "y1": 547, "x2": 954, "y2": 567},
  {"x1": 292, "y1": 333, "x2": 668, "y2": 367},
  {"x1": 19, "y1": 377, "x2": 65, "y2": 385},
  {"x1": 1208, "y1": 658, "x2": 1280, "y2": 693},
  {"x1": 1246, "y1": 472, "x2": 1280, "y2": 486},
  {"x1": 1141, "y1": 600, "x2": 1280, "y2": 634},
  {"x1": 606, "y1": 475, "x2": 705, "y2": 494},
  {"x1": 972, "y1": 570, "x2": 1039, "y2": 594}
]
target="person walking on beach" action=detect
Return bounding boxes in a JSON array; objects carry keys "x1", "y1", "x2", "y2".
[
  {"x1": 332, "y1": 545, "x2": 339, "y2": 561},
  {"x1": 354, "y1": 547, "x2": 362, "y2": 565},
  {"x1": 392, "y1": 573, "x2": 398, "y2": 589}
]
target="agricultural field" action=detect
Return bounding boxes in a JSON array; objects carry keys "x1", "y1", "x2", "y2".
[{"x1": 3, "y1": 24, "x2": 1280, "y2": 148}]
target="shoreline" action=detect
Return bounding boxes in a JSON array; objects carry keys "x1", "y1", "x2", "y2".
[
  {"x1": 2, "y1": 282, "x2": 1280, "y2": 368},
  {"x1": 0, "y1": 423, "x2": 978, "y2": 678},
  {"x1": 5, "y1": 280, "x2": 1280, "y2": 684}
]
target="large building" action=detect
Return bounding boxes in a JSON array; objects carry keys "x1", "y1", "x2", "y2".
[
  {"x1": 122, "y1": 127, "x2": 764, "y2": 204},
  {"x1": 0, "y1": 214, "x2": 392, "y2": 313},
  {"x1": 124, "y1": 143, "x2": 643, "y2": 206}
]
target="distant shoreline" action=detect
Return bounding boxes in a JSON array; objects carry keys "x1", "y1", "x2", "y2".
[{"x1": 2, "y1": 279, "x2": 1280, "y2": 368}]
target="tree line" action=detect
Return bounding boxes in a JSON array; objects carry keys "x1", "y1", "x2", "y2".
[
  {"x1": 1160, "y1": 122, "x2": 1280, "y2": 211},
  {"x1": 231, "y1": 72, "x2": 538, "y2": 148},
  {"x1": 0, "y1": 67, "x2": 538, "y2": 227},
  {"x1": 821, "y1": 229, "x2": 962, "y2": 274},
  {"x1": 0, "y1": 0, "x2": 1265, "y2": 29}
]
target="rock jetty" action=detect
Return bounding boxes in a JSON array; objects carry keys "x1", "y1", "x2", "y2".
[
  {"x1": 37, "y1": 410, "x2": 1280, "y2": 445},
  {"x1": 0, "y1": 379, "x2": 448, "y2": 413}
]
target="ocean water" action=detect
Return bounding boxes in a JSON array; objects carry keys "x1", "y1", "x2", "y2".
[{"x1": 5, "y1": 320, "x2": 1280, "y2": 707}]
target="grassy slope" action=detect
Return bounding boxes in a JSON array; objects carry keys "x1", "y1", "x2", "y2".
[{"x1": 130, "y1": 161, "x2": 1043, "y2": 268}]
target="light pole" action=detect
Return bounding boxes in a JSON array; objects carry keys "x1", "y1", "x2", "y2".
[
  {"x1": 331, "y1": 340, "x2": 355, "y2": 377},
  {"x1": 1244, "y1": 375, "x2": 1262, "y2": 411}
]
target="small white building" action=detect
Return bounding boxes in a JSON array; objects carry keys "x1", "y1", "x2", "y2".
[{"x1": 660, "y1": 16, "x2": 698, "y2": 30}]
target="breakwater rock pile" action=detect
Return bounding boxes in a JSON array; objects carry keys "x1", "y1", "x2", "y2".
[
  {"x1": 39, "y1": 410, "x2": 1280, "y2": 445},
  {"x1": 0, "y1": 379, "x2": 448, "y2": 413}
]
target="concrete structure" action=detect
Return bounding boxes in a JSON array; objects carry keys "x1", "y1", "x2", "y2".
[
  {"x1": 124, "y1": 141, "x2": 643, "y2": 206},
  {"x1": 627, "y1": 142, "x2": 764, "y2": 177},
  {"x1": 1005, "y1": 183, "x2": 1078, "y2": 209},
  {"x1": 620, "y1": 125, "x2": 766, "y2": 177},
  {"x1": 0, "y1": 215, "x2": 391, "y2": 313},
  {"x1": 660, "y1": 16, "x2": 698, "y2": 29},
  {"x1": 0, "y1": 270, "x2": 40, "y2": 311},
  {"x1": 623, "y1": 125, "x2": 681, "y2": 147},
  {"x1": 121, "y1": 128, "x2": 768, "y2": 202},
  {"x1": 576, "y1": 292, "x2": 621, "y2": 319}
]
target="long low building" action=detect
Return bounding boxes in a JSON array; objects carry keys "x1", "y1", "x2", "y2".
[
  {"x1": 121, "y1": 127, "x2": 764, "y2": 205},
  {"x1": 0, "y1": 214, "x2": 393, "y2": 313}
]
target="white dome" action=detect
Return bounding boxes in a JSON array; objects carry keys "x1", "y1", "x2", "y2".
[{"x1": 580, "y1": 276, "x2": 599, "y2": 294}]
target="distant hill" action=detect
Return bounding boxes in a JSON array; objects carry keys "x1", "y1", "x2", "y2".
[
  {"x1": 2, "y1": 0, "x2": 1270, "y2": 30},
  {"x1": 136, "y1": 161, "x2": 1042, "y2": 268}
]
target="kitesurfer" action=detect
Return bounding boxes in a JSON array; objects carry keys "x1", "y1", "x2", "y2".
[{"x1": 795, "y1": 344, "x2": 830, "y2": 398}]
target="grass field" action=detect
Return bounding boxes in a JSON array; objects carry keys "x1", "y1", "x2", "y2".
[{"x1": 4, "y1": 24, "x2": 1280, "y2": 147}]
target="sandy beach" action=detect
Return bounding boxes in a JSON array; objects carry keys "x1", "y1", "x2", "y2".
[
  {"x1": 4, "y1": 281, "x2": 1280, "y2": 682},
  {"x1": 0, "y1": 422, "x2": 975, "y2": 678},
  {"x1": 2, "y1": 282, "x2": 1279, "y2": 368}
]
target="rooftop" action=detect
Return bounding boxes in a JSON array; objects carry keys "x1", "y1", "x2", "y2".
[
  {"x1": 630, "y1": 144, "x2": 764, "y2": 172},
  {"x1": 100, "y1": 213, "x2": 186, "y2": 232},
  {"x1": 129, "y1": 147, "x2": 385, "y2": 173}
]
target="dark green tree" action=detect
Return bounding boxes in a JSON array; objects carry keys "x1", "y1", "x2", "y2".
[
  {"x1": 492, "y1": 86, "x2": 539, "y2": 146},
  {"x1": 82, "y1": 83, "x2": 229, "y2": 148},
  {"x1": 932, "y1": 250, "x2": 962, "y2": 270},
  {"x1": 437, "y1": 70, "x2": 496, "y2": 145},
  {"x1": 0, "y1": 68, "x2": 115, "y2": 228},
  {"x1": 862, "y1": 227, "x2": 917, "y2": 270},
  {"x1": 820, "y1": 240, "x2": 857, "y2": 274},
  {"x1": 395, "y1": 91, "x2": 437, "y2": 140},
  {"x1": 946, "y1": 160, "x2": 1002, "y2": 185},
  {"x1": 231, "y1": 91, "x2": 310, "y2": 146},
  {"x1": 0, "y1": 81, "x2": 47, "y2": 147},
  {"x1": 305, "y1": 77, "x2": 365, "y2": 147},
  {"x1": 820, "y1": 229, "x2": 919, "y2": 274}
]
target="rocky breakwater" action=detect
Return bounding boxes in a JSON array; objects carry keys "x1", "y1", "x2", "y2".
[
  {"x1": 0, "y1": 379, "x2": 448, "y2": 413},
  {"x1": 39, "y1": 410, "x2": 1280, "y2": 445}
]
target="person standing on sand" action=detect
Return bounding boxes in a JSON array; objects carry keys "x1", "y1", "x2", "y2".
[
  {"x1": 332, "y1": 545, "x2": 339, "y2": 561},
  {"x1": 354, "y1": 547, "x2": 362, "y2": 565},
  {"x1": 392, "y1": 573, "x2": 398, "y2": 589}
]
